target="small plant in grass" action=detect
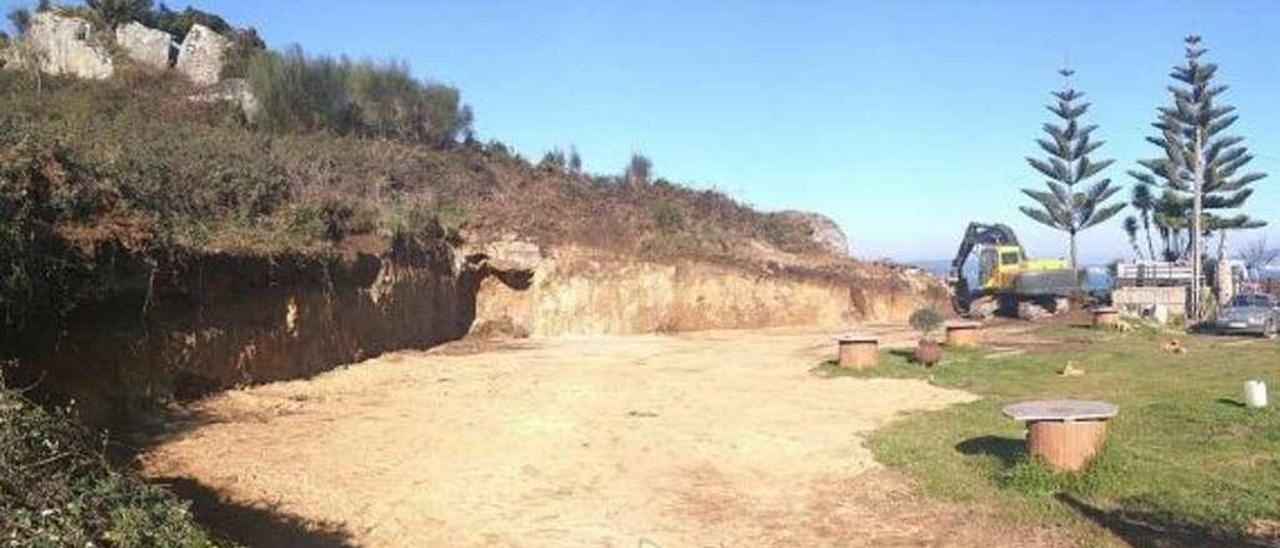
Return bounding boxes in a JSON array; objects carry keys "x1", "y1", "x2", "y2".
[{"x1": 909, "y1": 307, "x2": 945, "y2": 366}]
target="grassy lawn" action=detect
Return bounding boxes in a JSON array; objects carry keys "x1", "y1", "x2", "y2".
[{"x1": 816, "y1": 324, "x2": 1280, "y2": 546}]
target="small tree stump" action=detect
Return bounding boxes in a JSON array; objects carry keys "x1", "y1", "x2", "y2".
[
  {"x1": 837, "y1": 334, "x2": 878, "y2": 369},
  {"x1": 1092, "y1": 307, "x2": 1120, "y2": 328},
  {"x1": 945, "y1": 321, "x2": 983, "y2": 347},
  {"x1": 1003, "y1": 400, "x2": 1118, "y2": 472}
]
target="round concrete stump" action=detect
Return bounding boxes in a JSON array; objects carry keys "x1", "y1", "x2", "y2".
[
  {"x1": 1026, "y1": 420, "x2": 1108, "y2": 472},
  {"x1": 1092, "y1": 307, "x2": 1120, "y2": 328},
  {"x1": 1003, "y1": 400, "x2": 1118, "y2": 473},
  {"x1": 837, "y1": 334, "x2": 878, "y2": 369},
  {"x1": 945, "y1": 321, "x2": 983, "y2": 347}
]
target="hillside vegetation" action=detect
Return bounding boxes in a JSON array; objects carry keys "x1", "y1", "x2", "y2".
[
  {"x1": 0, "y1": 68, "x2": 818, "y2": 252},
  {"x1": 0, "y1": 384, "x2": 216, "y2": 545},
  {"x1": 0, "y1": 66, "x2": 831, "y2": 353}
]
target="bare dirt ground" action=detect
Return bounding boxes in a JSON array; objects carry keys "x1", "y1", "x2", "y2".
[{"x1": 142, "y1": 326, "x2": 1067, "y2": 547}]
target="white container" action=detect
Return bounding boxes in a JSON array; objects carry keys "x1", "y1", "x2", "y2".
[{"x1": 1245, "y1": 380, "x2": 1268, "y2": 409}]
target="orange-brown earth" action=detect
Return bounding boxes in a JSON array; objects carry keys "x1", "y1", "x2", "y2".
[{"x1": 143, "y1": 326, "x2": 1066, "y2": 547}]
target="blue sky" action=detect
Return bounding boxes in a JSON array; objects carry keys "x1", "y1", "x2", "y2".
[{"x1": 7, "y1": 1, "x2": 1280, "y2": 262}]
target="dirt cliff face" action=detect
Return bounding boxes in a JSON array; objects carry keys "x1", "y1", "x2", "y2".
[
  {"x1": 10, "y1": 237, "x2": 481, "y2": 424},
  {"x1": 9, "y1": 236, "x2": 944, "y2": 425},
  {"x1": 474, "y1": 244, "x2": 946, "y2": 337}
]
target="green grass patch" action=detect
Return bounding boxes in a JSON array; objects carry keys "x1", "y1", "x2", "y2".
[{"x1": 823, "y1": 328, "x2": 1280, "y2": 543}]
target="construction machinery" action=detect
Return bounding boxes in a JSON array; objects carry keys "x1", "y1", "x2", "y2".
[{"x1": 948, "y1": 223, "x2": 1079, "y2": 318}]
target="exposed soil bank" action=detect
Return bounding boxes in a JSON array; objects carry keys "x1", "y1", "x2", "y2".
[
  {"x1": 10, "y1": 237, "x2": 482, "y2": 424},
  {"x1": 474, "y1": 244, "x2": 946, "y2": 336}
]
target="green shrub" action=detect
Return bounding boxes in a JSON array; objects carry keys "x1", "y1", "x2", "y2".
[
  {"x1": 6, "y1": 7, "x2": 31, "y2": 34},
  {"x1": 908, "y1": 307, "x2": 944, "y2": 337},
  {"x1": 247, "y1": 46, "x2": 355, "y2": 136},
  {"x1": 85, "y1": 0, "x2": 152, "y2": 29},
  {"x1": 0, "y1": 385, "x2": 217, "y2": 546},
  {"x1": 286, "y1": 199, "x2": 375, "y2": 243},
  {"x1": 651, "y1": 201, "x2": 685, "y2": 232},
  {"x1": 246, "y1": 45, "x2": 472, "y2": 148},
  {"x1": 147, "y1": 4, "x2": 232, "y2": 39}
]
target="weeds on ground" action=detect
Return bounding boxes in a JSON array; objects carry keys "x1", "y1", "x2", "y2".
[{"x1": 0, "y1": 382, "x2": 219, "y2": 546}]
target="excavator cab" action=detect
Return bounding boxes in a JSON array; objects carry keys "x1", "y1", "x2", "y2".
[{"x1": 977, "y1": 245, "x2": 1028, "y2": 291}]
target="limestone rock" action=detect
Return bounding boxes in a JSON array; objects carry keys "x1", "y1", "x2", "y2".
[
  {"x1": 176, "y1": 24, "x2": 230, "y2": 86},
  {"x1": 21, "y1": 12, "x2": 114, "y2": 80},
  {"x1": 0, "y1": 45, "x2": 16, "y2": 70},
  {"x1": 481, "y1": 239, "x2": 543, "y2": 272},
  {"x1": 778, "y1": 210, "x2": 850, "y2": 256},
  {"x1": 115, "y1": 21, "x2": 173, "y2": 70},
  {"x1": 189, "y1": 78, "x2": 260, "y2": 121}
]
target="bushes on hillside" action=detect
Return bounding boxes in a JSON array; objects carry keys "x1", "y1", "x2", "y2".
[
  {"x1": 0, "y1": 385, "x2": 216, "y2": 545},
  {"x1": 147, "y1": 3, "x2": 230, "y2": 38},
  {"x1": 85, "y1": 0, "x2": 152, "y2": 29},
  {"x1": 247, "y1": 46, "x2": 473, "y2": 148},
  {"x1": 0, "y1": 119, "x2": 113, "y2": 352},
  {"x1": 0, "y1": 59, "x2": 816, "y2": 260},
  {"x1": 6, "y1": 7, "x2": 32, "y2": 34}
]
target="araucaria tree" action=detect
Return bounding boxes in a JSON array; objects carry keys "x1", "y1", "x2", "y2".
[
  {"x1": 1020, "y1": 69, "x2": 1124, "y2": 270},
  {"x1": 1128, "y1": 36, "x2": 1267, "y2": 318}
]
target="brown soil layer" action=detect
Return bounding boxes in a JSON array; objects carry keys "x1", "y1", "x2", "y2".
[{"x1": 143, "y1": 327, "x2": 1065, "y2": 547}]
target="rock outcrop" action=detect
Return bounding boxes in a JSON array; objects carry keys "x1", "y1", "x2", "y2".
[
  {"x1": 189, "y1": 78, "x2": 260, "y2": 121},
  {"x1": 0, "y1": 45, "x2": 16, "y2": 70},
  {"x1": 175, "y1": 24, "x2": 229, "y2": 86},
  {"x1": 778, "y1": 211, "x2": 850, "y2": 256},
  {"x1": 20, "y1": 12, "x2": 114, "y2": 80},
  {"x1": 115, "y1": 21, "x2": 173, "y2": 70}
]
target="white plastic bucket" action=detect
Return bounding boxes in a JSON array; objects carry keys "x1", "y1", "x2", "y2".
[{"x1": 1244, "y1": 380, "x2": 1268, "y2": 409}]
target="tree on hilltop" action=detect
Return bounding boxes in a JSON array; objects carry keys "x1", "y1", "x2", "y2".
[
  {"x1": 624, "y1": 153, "x2": 652, "y2": 186},
  {"x1": 7, "y1": 7, "x2": 31, "y2": 34}
]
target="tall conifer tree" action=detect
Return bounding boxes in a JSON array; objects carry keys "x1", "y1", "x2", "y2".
[
  {"x1": 1020, "y1": 69, "x2": 1124, "y2": 270},
  {"x1": 1129, "y1": 36, "x2": 1267, "y2": 317}
]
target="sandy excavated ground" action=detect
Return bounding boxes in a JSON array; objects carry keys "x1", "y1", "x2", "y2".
[{"x1": 142, "y1": 326, "x2": 1063, "y2": 547}]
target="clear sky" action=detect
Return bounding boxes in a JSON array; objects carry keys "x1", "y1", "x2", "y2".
[{"x1": 7, "y1": 1, "x2": 1280, "y2": 262}]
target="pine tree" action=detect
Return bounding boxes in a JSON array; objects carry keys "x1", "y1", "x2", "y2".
[
  {"x1": 1128, "y1": 36, "x2": 1267, "y2": 318},
  {"x1": 1019, "y1": 68, "x2": 1124, "y2": 270}
]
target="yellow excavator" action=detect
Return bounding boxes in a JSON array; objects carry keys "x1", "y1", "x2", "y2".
[{"x1": 948, "y1": 223, "x2": 1079, "y2": 319}]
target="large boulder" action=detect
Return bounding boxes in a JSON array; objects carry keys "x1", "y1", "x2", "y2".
[
  {"x1": 175, "y1": 24, "x2": 230, "y2": 86},
  {"x1": 115, "y1": 21, "x2": 173, "y2": 70},
  {"x1": 0, "y1": 45, "x2": 16, "y2": 70},
  {"x1": 20, "y1": 12, "x2": 114, "y2": 80},
  {"x1": 778, "y1": 211, "x2": 850, "y2": 256},
  {"x1": 188, "y1": 78, "x2": 260, "y2": 121}
]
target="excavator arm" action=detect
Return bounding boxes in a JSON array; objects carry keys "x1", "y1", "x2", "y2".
[
  {"x1": 948, "y1": 223, "x2": 1022, "y2": 314},
  {"x1": 948, "y1": 223, "x2": 1021, "y2": 282}
]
